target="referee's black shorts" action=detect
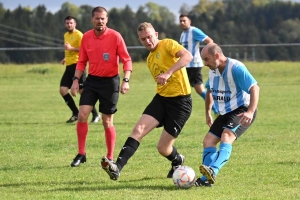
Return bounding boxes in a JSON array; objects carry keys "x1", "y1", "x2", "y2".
[
  {"x1": 79, "y1": 74, "x2": 120, "y2": 114},
  {"x1": 143, "y1": 94, "x2": 192, "y2": 138}
]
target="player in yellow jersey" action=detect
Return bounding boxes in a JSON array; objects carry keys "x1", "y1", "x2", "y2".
[
  {"x1": 101, "y1": 22, "x2": 193, "y2": 180},
  {"x1": 60, "y1": 16, "x2": 100, "y2": 123}
]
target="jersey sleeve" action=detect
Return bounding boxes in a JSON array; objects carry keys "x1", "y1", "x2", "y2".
[
  {"x1": 116, "y1": 33, "x2": 132, "y2": 72},
  {"x1": 165, "y1": 39, "x2": 184, "y2": 57},
  {"x1": 232, "y1": 65, "x2": 258, "y2": 94},
  {"x1": 193, "y1": 28, "x2": 208, "y2": 42},
  {"x1": 76, "y1": 33, "x2": 88, "y2": 71}
]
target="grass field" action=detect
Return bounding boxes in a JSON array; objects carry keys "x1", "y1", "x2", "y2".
[{"x1": 0, "y1": 62, "x2": 300, "y2": 199}]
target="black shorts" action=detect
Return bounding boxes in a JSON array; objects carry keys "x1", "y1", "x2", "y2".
[
  {"x1": 79, "y1": 74, "x2": 120, "y2": 114},
  {"x1": 143, "y1": 94, "x2": 192, "y2": 138},
  {"x1": 60, "y1": 63, "x2": 86, "y2": 89},
  {"x1": 186, "y1": 67, "x2": 203, "y2": 86},
  {"x1": 209, "y1": 106, "x2": 257, "y2": 139}
]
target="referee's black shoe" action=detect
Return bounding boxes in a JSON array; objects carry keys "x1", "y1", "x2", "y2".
[{"x1": 71, "y1": 154, "x2": 86, "y2": 167}]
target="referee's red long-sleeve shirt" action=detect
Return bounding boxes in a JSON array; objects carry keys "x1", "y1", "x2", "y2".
[{"x1": 76, "y1": 28, "x2": 132, "y2": 77}]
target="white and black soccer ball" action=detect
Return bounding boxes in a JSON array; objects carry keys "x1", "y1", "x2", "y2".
[{"x1": 172, "y1": 166, "x2": 196, "y2": 189}]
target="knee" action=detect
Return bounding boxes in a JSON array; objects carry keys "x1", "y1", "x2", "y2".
[
  {"x1": 203, "y1": 133, "x2": 219, "y2": 148},
  {"x1": 156, "y1": 144, "x2": 166, "y2": 156},
  {"x1": 130, "y1": 125, "x2": 146, "y2": 142},
  {"x1": 59, "y1": 87, "x2": 67, "y2": 96},
  {"x1": 156, "y1": 143, "x2": 171, "y2": 156},
  {"x1": 78, "y1": 110, "x2": 89, "y2": 122}
]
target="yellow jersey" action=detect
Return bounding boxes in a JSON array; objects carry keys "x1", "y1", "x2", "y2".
[
  {"x1": 146, "y1": 39, "x2": 191, "y2": 97},
  {"x1": 64, "y1": 29, "x2": 83, "y2": 66}
]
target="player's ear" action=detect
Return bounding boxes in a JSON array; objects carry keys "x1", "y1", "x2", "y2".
[{"x1": 215, "y1": 53, "x2": 220, "y2": 59}]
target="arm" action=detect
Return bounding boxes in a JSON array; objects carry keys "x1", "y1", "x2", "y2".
[
  {"x1": 70, "y1": 70, "x2": 84, "y2": 97},
  {"x1": 156, "y1": 48, "x2": 193, "y2": 85},
  {"x1": 117, "y1": 34, "x2": 133, "y2": 94},
  {"x1": 238, "y1": 84, "x2": 260, "y2": 125},
  {"x1": 120, "y1": 70, "x2": 131, "y2": 94},
  {"x1": 203, "y1": 36, "x2": 213, "y2": 44},
  {"x1": 205, "y1": 89, "x2": 214, "y2": 127},
  {"x1": 64, "y1": 42, "x2": 80, "y2": 52}
]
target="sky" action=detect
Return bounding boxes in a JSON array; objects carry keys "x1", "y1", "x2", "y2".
[{"x1": 1, "y1": 0, "x2": 200, "y2": 16}]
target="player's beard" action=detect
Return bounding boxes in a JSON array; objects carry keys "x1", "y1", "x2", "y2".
[{"x1": 67, "y1": 27, "x2": 74, "y2": 33}]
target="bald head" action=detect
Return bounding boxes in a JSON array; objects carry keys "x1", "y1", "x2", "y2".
[
  {"x1": 201, "y1": 43, "x2": 227, "y2": 70},
  {"x1": 201, "y1": 43, "x2": 223, "y2": 57}
]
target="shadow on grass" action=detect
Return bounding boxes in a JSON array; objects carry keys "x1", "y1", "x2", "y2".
[
  {"x1": 0, "y1": 176, "x2": 177, "y2": 191},
  {"x1": 276, "y1": 161, "x2": 300, "y2": 165},
  {"x1": 0, "y1": 165, "x2": 71, "y2": 172}
]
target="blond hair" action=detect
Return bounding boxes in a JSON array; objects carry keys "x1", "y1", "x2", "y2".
[{"x1": 137, "y1": 22, "x2": 154, "y2": 34}]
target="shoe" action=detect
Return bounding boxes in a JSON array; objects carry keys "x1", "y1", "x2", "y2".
[
  {"x1": 101, "y1": 156, "x2": 120, "y2": 180},
  {"x1": 199, "y1": 165, "x2": 216, "y2": 184},
  {"x1": 91, "y1": 115, "x2": 101, "y2": 123},
  {"x1": 70, "y1": 154, "x2": 86, "y2": 167},
  {"x1": 167, "y1": 154, "x2": 185, "y2": 178},
  {"x1": 194, "y1": 178, "x2": 213, "y2": 187},
  {"x1": 66, "y1": 114, "x2": 78, "y2": 123}
]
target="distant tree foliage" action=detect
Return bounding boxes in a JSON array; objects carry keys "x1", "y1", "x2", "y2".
[{"x1": 0, "y1": 0, "x2": 300, "y2": 63}]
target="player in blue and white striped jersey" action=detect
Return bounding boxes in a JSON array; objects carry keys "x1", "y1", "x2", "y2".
[
  {"x1": 194, "y1": 43, "x2": 260, "y2": 187},
  {"x1": 179, "y1": 13, "x2": 218, "y2": 114}
]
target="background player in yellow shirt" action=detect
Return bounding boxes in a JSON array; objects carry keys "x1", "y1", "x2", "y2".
[
  {"x1": 60, "y1": 16, "x2": 100, "y2": 123},
  {"x1": 101, "y1": 22, "x2": 193, "y2": 181}
]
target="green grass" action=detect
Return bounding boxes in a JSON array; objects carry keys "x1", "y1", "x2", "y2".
[{"x1": 0, "y1": 62, "x2": 300, "y2": 199}]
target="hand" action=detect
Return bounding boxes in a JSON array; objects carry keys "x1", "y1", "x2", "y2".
[
  {"x1": 71, "y1": 80, "x2": 79, "y2": 97},
  {"x1": 120, "y1": 82, "x2": 130, "y2": 94},
  {"x1": 206, "y1": 114, "x2": 214, "y2": 127},
  {"x1": 64, "y1": 42, "x2": 72, "y2": 50},
  {"x1": 237, "y1": 111, "x2": 253, "y2": 126},
  {"x1": 61, "y1": 58, "x2": 65, "y2": 65},
  {"x1": 156, "y1": 72, "x2": 171, "y2": 85}
]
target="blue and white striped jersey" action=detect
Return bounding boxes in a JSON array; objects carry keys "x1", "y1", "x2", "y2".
[
  {"x1": 205, "y1": 58, "x2": 258, "y2": 115},
  {"x1": 179, "y1": 26, "x2": 208, "y2": 68}
]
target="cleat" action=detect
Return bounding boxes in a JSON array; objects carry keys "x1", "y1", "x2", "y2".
[
  {"x1": 66, "y1": 114, "x2": 78, "y2": 123},
  {"x1": 91, "y1": 115, "x2": 101, "y2": 123},
  {"x1": 71, "y1": 154, "x2": 86, "y2": 167},
  {"x1": 199, "y1": 165, "x2": 216, "y2": 184},
  {"x1": 194, "y1": 178, "x2": 213, "y2": 187},
  {"x1": 167, "y1": 154, "x2": 185, "y2": 178},
  {"x1": 101, "y1": 156, "x2": 120, "y2": 180}
]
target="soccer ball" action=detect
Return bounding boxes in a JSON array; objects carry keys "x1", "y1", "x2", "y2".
[{"x1": 172, "y1": 166, "x2": 196, "y2": 189}]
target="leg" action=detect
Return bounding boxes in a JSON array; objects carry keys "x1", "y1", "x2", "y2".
[
  {"x1": 197, "y1": 132, "x2": 220, "y2": 184},
  {"x1": 91, "y1": 107, "x2": 101, "y2": 123},
  {"x1": 208, "y1": 130, "x2": 235, "y2": 176},
  {"x1": 79, "y1": 88, "x2": 100, "y2": 123},
  {"x1": 60, "y1": 86, "x2": 79, "y2": 122},
  {"x1": 194, "y1": 83, "x2": 206, "y2": 100},
  {"x1": 101, "y1": 114, "x2": 158, "y2": 180},
  {"x1": 199, "y1": 107, "x2": 253, "y2": 184},
  {"x1": 117, "y1": 114, "x2": 158, "y2": 169},
  {"x1": 70, "y1": 105, "x2": 93, "y2": 167},
  {"x1": 102, "y1": 113, "x2": 116, "y2": 160},
  {"x1": 60, "y1": 64, "x2": 79, "y2": 122},
  {"x1": 157, "y1": 130, "x2": 185, "y2": 178}
]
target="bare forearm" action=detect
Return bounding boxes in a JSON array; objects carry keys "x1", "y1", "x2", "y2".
[{"x1": 248, "y1": 84, "x2": 260, "y2": 113}]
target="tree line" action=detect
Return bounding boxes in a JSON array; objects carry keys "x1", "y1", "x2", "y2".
[{"x1": 1, "y1": 0, "x2": 300, "y2": 63}]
